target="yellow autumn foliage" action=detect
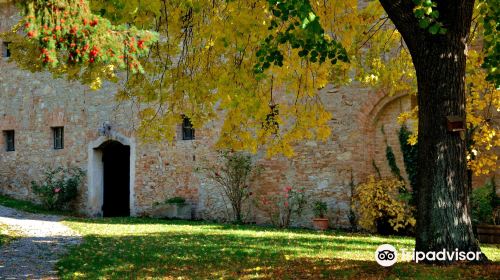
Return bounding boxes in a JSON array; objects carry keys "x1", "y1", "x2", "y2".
[
  {"x1": 353, "y1": 176, "x2": 416, "y2": 233},
  {"x1": 5, "y1": 0, "x2": 497, "y2": 173}
]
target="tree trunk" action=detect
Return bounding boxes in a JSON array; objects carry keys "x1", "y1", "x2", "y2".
[
  {"x1": 378, "y1": 0, "x2": 486, "y2": 262},
  {"x1": 412, "y1": 32, "x2": 484, "y2": 260}
]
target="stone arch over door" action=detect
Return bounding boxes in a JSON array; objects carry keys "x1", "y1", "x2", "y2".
[{"x1": 87, "y1": 132, "x2": 136, "y2": 217}]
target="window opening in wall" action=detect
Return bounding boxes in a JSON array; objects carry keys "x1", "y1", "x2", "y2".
[
  {"x1": 182, "y1": 116, "x2": 195, "y2": 140},
  {"x1": 3, "y1": 130, "x2": 15, "y2": 152},
  {"x1": 52, "y1": 127, "x2": 64, "y2": 149},
  {"x1": 2, "y1": 42, "x2": 11, "y2": 58}
]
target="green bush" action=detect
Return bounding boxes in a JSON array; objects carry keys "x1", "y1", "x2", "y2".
[
  {"x1": 165, "y1": 197, "x2": 186, "y2": 204},
  {"x1": 471, "y1": 180, "x2": 496, "y2": 225},
  {"x1": 31, "y1": 167, "x2": 85, "y2": 210}
]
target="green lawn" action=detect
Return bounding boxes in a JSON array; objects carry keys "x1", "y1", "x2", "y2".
[
  {"x1": 1, "y1": 195, "x2": 498, "y2": 279},
  {"x1": 0, "y1": 223, "x2": 19, "y2": 247},
  {"x1": 0, "y1": 194, "x2": 76, "y2": 216},
  {"x1": 0, "y1": 223, "x2": 10, "y2": 246},
  {"x1": 59, "y1": 218, "x2": 500, "y2": 279}
]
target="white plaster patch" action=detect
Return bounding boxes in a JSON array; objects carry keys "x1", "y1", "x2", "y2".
[
  {"x1": 336, "y1": 151, "x2": 352, "y2": 161},
  {"x1": 317, "y1": 179, "x2": 329, "y2": 190}
]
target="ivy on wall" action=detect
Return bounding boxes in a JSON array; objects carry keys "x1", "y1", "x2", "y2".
[
  {"x1": 379, "y1": 125, "x2": 420, "y2": 210},
  {"x1": 381, "y1": 125, "x2": 404, "y2": 184},
  {"x1": 386, "y1": 145, "x2": 404, "y2": 182},
  {"x1": 398, "y1": 125, "x2": 418, "y2": 207}
]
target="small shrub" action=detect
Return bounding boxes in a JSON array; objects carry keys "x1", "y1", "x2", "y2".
[
  {"x1": 257, "y1": 186, "x2": 307, "y2": 228},
  {"x1": 165, "y1": 197, "x2": 186, "y2": 204},
  {"x1": 203, "y1": 151, "x2": 261, "y2": 223},
  {"x1": 353, "y1": 175, "x2": 415, "y2": 234},
  {"x1": 31, "y1": 167, "x2": 85, "y2": 210},
  {"x1": 313, "y1": 201, "x2": 328, "y2": 218},
  {"x1": 471, "y1": 180, "x2": 496, "y2": 225}
]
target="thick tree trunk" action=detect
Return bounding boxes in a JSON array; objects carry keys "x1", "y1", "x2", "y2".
[
  {"x1": 412, "y1": 33, "x2": 483, "y2": 259},
  {"x1": 378, "y1": 0, "x2": 486, "y2": 262}
]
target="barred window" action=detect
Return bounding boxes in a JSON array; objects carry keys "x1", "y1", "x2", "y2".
[
  {"x1": 52, "y1": 127, "x2": 64, "y2": 149},
  {"x1": 182, "y1": 116, "x2": 195, "y2": 140},
  {"x1": 3, "y1": 130, "x2": 14, "y2": 152}
]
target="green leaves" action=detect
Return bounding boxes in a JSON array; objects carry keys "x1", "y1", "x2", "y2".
[
  {"x1": 31, "y1": 166, "x2": 85, "y2": 211},
  {"x1": 479, "y1": 0, "x2": 500, "y2": 87},
  {"x1": 418, "y1": 18, "x2": 430, "y2": 29},
  {"x1": 412, "y1": 0, "x2": 447, "y2": 35},
  {"x1": 15, "y1": 0, "x2": 158, "y2": 74},
  {"x1": 428, "y1": 23, "x2": 440, "y2": 35},
  {"x1": 254, "y1": 0, "x2": 348, "y2": 73},
  {"x1": 301, "y1": 12, "x2": 316, "y2": 29}
]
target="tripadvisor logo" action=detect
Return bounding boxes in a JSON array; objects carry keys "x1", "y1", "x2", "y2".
[
  {"x1": 375, "y1": 244, "x2": 398, "y2": 267},
  {"x1": 375, "y1": 244, "x2": 483, "y2": 266}
]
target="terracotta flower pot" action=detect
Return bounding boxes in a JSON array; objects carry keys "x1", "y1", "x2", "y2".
[{"x1": 313, "y1": 218, "x2": 329, "y2": 230}]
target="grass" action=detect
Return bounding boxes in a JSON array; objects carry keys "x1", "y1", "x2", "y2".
[
  {"x1": 0, "y1": 223, "x2": 12, "y2": 246},
  {"x1": 0, "y1": 194, "x2": 77, "y2": 216},
  {"x1": 0, "y1": 195, "x2": 498, "y2": 279},
  {"x1": 58, "y1": 218, "x2": 500, "y2": 279},
  {"x1": 0, "y1": 222, "x2": 21, "y2": 247}
]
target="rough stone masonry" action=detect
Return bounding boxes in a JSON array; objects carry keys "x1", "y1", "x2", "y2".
[{"x1": 0, "y1": 2, "x2": 495, "y2": 228}]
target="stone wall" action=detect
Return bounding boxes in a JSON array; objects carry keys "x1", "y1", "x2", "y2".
[
  {"x1": 0, "y1": 55, "x2": 404, "y2": 228},
  {"x1": 1, "y1": 2, "x2": 496, "y2": 228}
]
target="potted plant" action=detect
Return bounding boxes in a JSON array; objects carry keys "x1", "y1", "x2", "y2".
[
  {"x1": 151, "y1": 196, "x2": 192, "y2": 219},
  {"x1": 312, "y1": 201, "x2": 329, "y2": 230}
]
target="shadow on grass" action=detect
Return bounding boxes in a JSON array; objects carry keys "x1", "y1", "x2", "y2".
[
  {"x1": 263, "y1": 258, "x2": 500, "y2": 280},
  {"x1": 57, "y1": 228, "x2": 500, "y2": 280},
  {"x1": 56, "y1": 231, "x2": 373, "y2": 279}
]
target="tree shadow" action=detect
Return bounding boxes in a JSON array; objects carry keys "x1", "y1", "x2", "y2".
[
  {"x1": 0, "y1": 235, "x2": 81, "y2": 279},
  {"x1": 263, "y1": 258, "x2": 500, "y2": 280},
  {"x1": 57, "y1": 229, "x2": 500, "y2": 279}
]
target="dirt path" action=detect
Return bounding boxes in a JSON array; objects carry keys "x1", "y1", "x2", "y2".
[{"x1": 0, "y1": 205, "x2": 81, "y2": 279}]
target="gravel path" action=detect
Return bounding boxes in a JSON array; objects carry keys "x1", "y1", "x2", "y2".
[{"x1": 0, "y1": 206, "x2": 81, "y2": 279}]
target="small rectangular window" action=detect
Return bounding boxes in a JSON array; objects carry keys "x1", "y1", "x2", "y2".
[
  {"x1": 52, "y1": 127, "x2": 64, "y2": 149},
  {"x1": 182, "y1": 116, "x2": 195, "y2": 140},
  {"x1": 3, "y1": 130, "x2": 15, "y2": 152},
  {"x1": 2, "y1": 42, "x2": 11, "y2": 58}
]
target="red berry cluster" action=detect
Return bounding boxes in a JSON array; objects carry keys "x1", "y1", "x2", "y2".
[{"x1": 22, "y1": 0, "x2": 157, "y2": 72}]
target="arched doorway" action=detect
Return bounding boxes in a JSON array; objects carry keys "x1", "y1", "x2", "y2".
[
  {"x1": 87, "y1": 132, "x2": 136, "y2": 217},
  {"x1": 100, "y1": 141, "x2": 130, "y2": 217}
]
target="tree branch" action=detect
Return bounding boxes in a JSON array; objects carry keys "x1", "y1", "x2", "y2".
[{"x1": 378, "y1": 0, "x2": 426, "y2": 56}]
